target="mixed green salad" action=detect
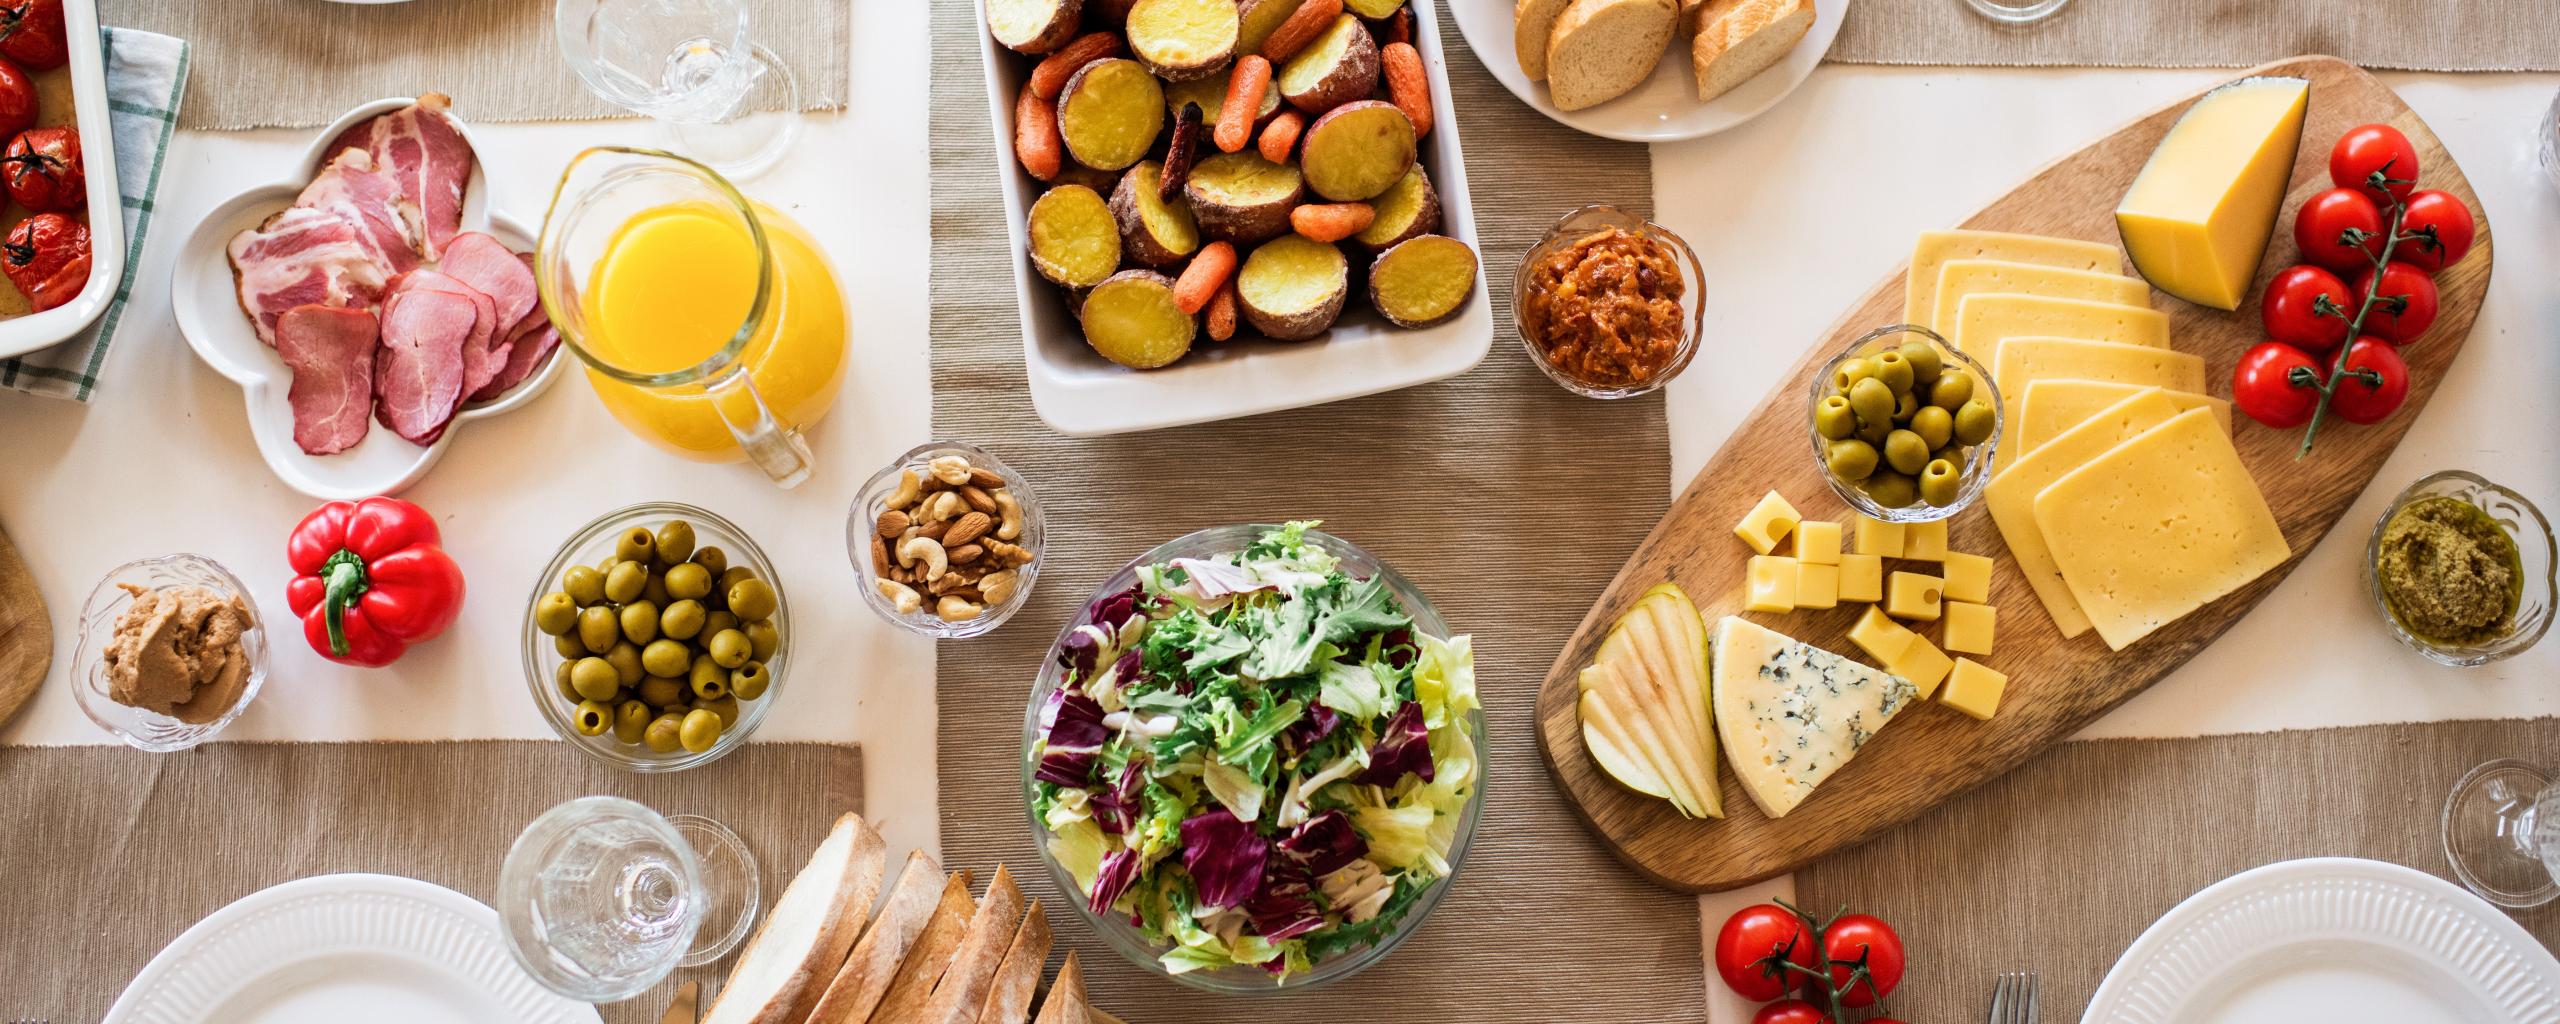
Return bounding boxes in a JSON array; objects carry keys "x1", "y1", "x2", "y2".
[{"x1": 1033, "y1": 523, "x2": 1479, "y2": 980}]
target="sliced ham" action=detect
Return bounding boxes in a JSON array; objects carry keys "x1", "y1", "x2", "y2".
[
  {"x1": 372, "y1": 272, "x2": 484, "y2": 445},
  {"x1": 324, "y1": 93, "x2": 474, "y2": 259},
  {"x1": 468, "y1": 255, "x2": 559, "y2": 403},
  {"x1": 436, "y1": 232, "x2": 538, "y2": 340},
  {"x1": 228, "y1": 207, "x2": 390, "y2": 347},
  {"x1": 276, "y1": 305, "x2": 380, "y2": 455},
  {"x1": 298, "y1": 148, "x2": 421, "y2": 273},
  {"x1": 391, "y1": 270, "x2": 506, "y2": 399}
]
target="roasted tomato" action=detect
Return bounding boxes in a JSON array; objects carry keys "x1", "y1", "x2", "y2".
[
  {"x1": 1, "y1": 210, "x2": 85, "y2": 311},
  {"x1": 2260, "y1": 264, "x2": 2353, "y2": 353},
  {"x1": 0, "y1": 56, "x2": 34, "y2": 142},
  {"x1": 2331, "y1": 336, "x2": 2410, "y2": 425},
  {"x1": 1811, "y1": 913, "x2": 1906, "y2": 1009},
  {"x1": 2292, "y1": 188, "x2": 2386, "y2": 274},
  {"x1": 1716, "y1": 903, "x2": 1819, "y2": 1002},
  {"x1": 2330, "y1": 123, "x2": 2418, "y2": 205},
  {"x1": 2353, "y1": 261, "x2": 2439, "y2": 344},
  {"x1": 0, "y1": 0, "x2": 63, "y2": 70},
  {"x1": 2396, "y1": 189, "x2": 2476, "y2": 274},
  {"x1": 1, "y1": 125, "x2": 79, "y2": 212},
  {"x1": 2234, "y1": 341, "x2": 2325, "y2": 429}
]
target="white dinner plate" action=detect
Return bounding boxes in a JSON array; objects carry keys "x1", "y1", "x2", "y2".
[
  {"x1": 104, "y1": 873, "x2": 602, "y2": 1024},
  {"x1": 2085, "y1": 857, "x2": 2560, "y2": 1024},
  {"x1": 1447, "y1": 0, "x2": 1849, "y2": 143}
]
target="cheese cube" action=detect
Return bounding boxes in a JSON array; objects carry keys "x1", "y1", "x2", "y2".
[
  {"x1": 1853, "y1": 517, "x2": 1905, "y2": 558},
  {"x1": 1941, "y1": 552, "x2": 1993, "y2": 604},
  {"x1": 1795, "y1": 563, "x2": 1839, "y2": 609},
  {"x1": 1837, "y1": 554, "x2": 1884, "y2": 603},
  {"x1": 1847, "y1": 605, "x2": 1915, "y2": 666},
  {"x1": 1940, "y1": 658, "x2": 2009, "y2": 720},
  {"x1": 1745, "y1": 555, "x2": 1798, "y2": 613},
  {"x1": 2116, "y1": 76, "x2": 2311, "y2": 310},
  {"x1": 1886, "y1": 571, "x2": 1944, "y2": 622},
  {"x1": 1736, "y1": 491, "x2": 1802, "y2": 555},
  {"x1": 1794, "y1": 521, "x2": 1842, "y2": 565},
  {"x1": 1882, "y1": 634, "x2": 1955, "y2": 700},
  {"x1": 1943, "y1": 600, "x2": 1996, "y2": 655},
  {"x1": 1903, "y1": 520, "x2": 1949, "y2": 561}
]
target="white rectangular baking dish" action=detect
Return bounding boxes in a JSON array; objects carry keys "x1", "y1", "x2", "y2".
[
  {"x1": 977, "y1": 0, "x2": 1491, "y2": 437},
  {"x1": 0, "y1": 0, "x2": 124, "y2": 360}
]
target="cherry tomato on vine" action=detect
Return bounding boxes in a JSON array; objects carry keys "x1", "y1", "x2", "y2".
[
  {"x1": 2234, "y1": 341, "x2": 2325, "y2": 429},
  {"x1": 2396, "y1": 189, "x2": 2475, "y2": 273},
  {"x1": 2330, "y1": 123, "x2": 2418, "y2": 205},
  {"x1": 1809, "y1": 913, "x2": 1905, "y2": 1009},
  {"x1": 1716, "y1": 903, "x2": 1819, "y2": 1001},
  {"x1": 2331, "y1": 336, "x2": 2409, "y2": 425},
  {"x1": 2353, "y1": 261, "x2": 2438, "y2": 343},
  {"x1": 2260, "y1": 264, "x2": 2352, "y2": 353},
  {"x1": 2292, "y1": 188, "x2": 2386, "y2": 274},
  {"x1": 1751, "y1": 999, "x2": 1831, "y2": 1024}
]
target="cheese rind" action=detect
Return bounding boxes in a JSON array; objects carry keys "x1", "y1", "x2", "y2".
[
  {"x1": 2116, "y1": 76, "x2": 2311, "y2": 311},
  {"x1": 1953, "y1": 293, "x2": 2171, "y2": 366},
  {"x1": 1928, "y1": 259, "x2": 2149, "y2": 341},
  {"x1": 1992, "y1": 337, "x2": 2207, "y2": 456},
  {"x1": 1903, "y1": 230, "x2": 2125, "y2": 330},
  {"x1": 2018, "y1": 379, "x2": 2230, "y2": 456},
  {"x1": 1985, "y1": 388, "x2": 2186, "y2": 638},
  {"x1": 1710, "y1": 616, "x2": 1918, "y2": 819}
]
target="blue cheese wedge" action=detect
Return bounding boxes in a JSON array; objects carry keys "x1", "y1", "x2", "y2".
[{"x1": 1710, "y1": 616, "x2": 1918, "y2": 819}]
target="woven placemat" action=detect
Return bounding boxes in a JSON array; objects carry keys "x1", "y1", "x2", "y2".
[
  {"x1": 97, "y1": 0, "x2": 849, "y2": 130},
  {"x1": 1797, "y1": 718, "x2": 2560, "y2": 1019},
  {"x1": 1831, "y1": 0, "x2": 2560, "y2": 72},
  {"x1": 10, "y1": 739, "x2": 861, "y2": 1023},
  {"x1": 928, "y1": 3, "x2": 1703, "y2": 1020}
]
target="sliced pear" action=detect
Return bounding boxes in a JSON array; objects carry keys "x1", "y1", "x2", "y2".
[
  {"x1": 1633, "y1": 584, "x2": 1721, "y2": 819},
  {"x1": 1581, "y1": 659, "x2": 1702, "y2": 816},
  {"x1": 1606, "y1": 608, "x2": 1716, "y2": 817},
  {"x1": 1573, "y1": 582, "x2": 1724, "y2": 819},
  {"x1": 1579, "y1": 685, "x2": 1671, "y2": 802}
]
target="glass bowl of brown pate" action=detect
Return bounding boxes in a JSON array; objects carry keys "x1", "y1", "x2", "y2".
[
  {"x1": 1511, "y1": 205, "x2": 1705, "y2": 399},
  {"x1": 2363, "y1": 470, "x2": 2554, "y2": 667}
]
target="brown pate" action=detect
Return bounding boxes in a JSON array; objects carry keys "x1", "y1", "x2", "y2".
[{"x1": 103, "y1": 583, "x2": 252, "y2": 724}]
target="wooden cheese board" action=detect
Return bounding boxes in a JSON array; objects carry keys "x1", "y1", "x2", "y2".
[{"x1": 1533, "y1": 55, "x2": 2495, "y2": 892}]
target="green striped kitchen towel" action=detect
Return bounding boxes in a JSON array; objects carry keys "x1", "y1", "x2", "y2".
[{"x1": 0, "y1": 27, "x2": 187, "y2": 401}]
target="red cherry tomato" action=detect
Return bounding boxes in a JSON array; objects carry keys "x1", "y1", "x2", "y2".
[
  {"x1": 0, "y1": 0, "x2": 64, "y2": 71},
  {"x1": 2396, "y1": 189, "x2": 2476, "y2": 274},
  {"x1": 1751, "y1": 999, "x2": 1831, "y2": 1024},
  {"x1": 2330, "y1": 123, "x2": 2418, "y2": 205},
  {"x1": 2234, "y1": 341, "x2": 2326, "y2": 429},
  {"x1": 1716, "y1": 904, "x2": 1818, "y2": 1002},
  {"x1": 0, "y1": 57, "x2": 32, "y2": 143},
  {"x1": 2352, "y1": 262, "x2": 2439, "y2": 344},
  {"x1": 2260, "y1": 265, "x2": 2353, "y2": 353},
  {"x1": 2293, "y1": 188, "x2": 2386, "y2": 273},
  {"x1": 1812, "y1": 913, "x2": 1906, "y2": 1009},
  {"x1": 2331, "y1": 336, "x2": 2410, "y2": 425},
  {"x1": 0, "y1": 125, "x2": 80, "y2": 212}
]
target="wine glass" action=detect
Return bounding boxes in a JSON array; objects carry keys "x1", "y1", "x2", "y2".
[
  {"x1": 1960, "y1": 0, "x2": 2071, "y2": 25},
  {"x1": 554, "y1": 0, "x2": 802, "y2": 179},
  {"x1": 2540, "y1": 89, "x2": 2560, "y2": 195},
  {"x1": 2443, "y1": 759, "x2": 2560, "y2": 909},
  {"x1": 497, "y1": 797, "x2": 762, "y2": 1001}
]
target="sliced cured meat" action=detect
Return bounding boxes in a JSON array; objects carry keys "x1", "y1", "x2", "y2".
[
  {"x1": 392, "y1": 269, "x2": 505, "y2": 399},
  {"x1": 324, "y1": 93, "x2": 474, "y2": 259},
  {"x1": 275, "y1": 305, "x2": 380, "y2": 455},
  {"x1": 468, "y1": 253, "x2": 557, "y2": 403},
  {"x1": 298, "y1": 148, "x2": 423, "y2": 271},
  {"x1": 435, "y1": 232, "x2": 537, "y2": 338},
  {"x1": 372, "y1": 273, "x2": 482, "y2": 445},
  {"x1": 227, "y1": 206, "x2": 393, "y2": 347}
]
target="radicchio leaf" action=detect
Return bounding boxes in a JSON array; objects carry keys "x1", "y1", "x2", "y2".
[
  {"x1": 1178, "y1": 807, "x2": 1269, "y2": 909},
  {"x1": 1353, "y1": 700, "x2": 1434, "y2": 786},
  {"x1": 1035, "y1": 689, "x2": 1108, "y2": 787},
  {"x1": 1380, "y1": 627, "x2": 1418, "y2": 669},
  {"x1": 1087, "y1": 584, "x2": 1142, "y2": 630},
  {"x1": 1275, "y1": 808, "x2": 1368, "y2": 876},
  {"x1": 1090, "y1": 762, "x2": 1144, "y2": 835},
  {"x1": 1088, "y1": 847, "x2": 1141, "y2": 915},
  {"x1": 1055, "y1": 626, "x2": 1106, "y2": 681},
  {"x1": 1281, "y1": 704, "x2": 1340, "y2": 759},
  {"x1": 1244, "y1": 859, "x2": 1323, "y2": 941}
]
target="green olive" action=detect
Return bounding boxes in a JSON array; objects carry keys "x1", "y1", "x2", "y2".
[
  {"x1": 642, "y1": 573, "x2": 671, "y2": 609},
  {"x1": 1919, "y1": 459, "x2": 1963, "y2": 506},
  {"x1": 661, "y1": 599, "x2": 707, "y2": 641},
  {"x1": 570, "y1": 657, "x2": 620, "y2": 703},
  {"x1": 702, "y1": 610, "x2": 740, "y2": 638},
  {"x1": 577, "y1": 606, "x2": 621, "y2": 654},
  {"x1": 708, "y1": 628, "x2": 752, "y2": 669},
  {"x1": 1862, "y1": 470, "x2": 1919, "y2": 508},
  {"x1": 691, "y1": 667, "x2": 731, "y2": 701},
  {"x1": 620, "y1": 600, "x2": 661, "y2": 645},
  {"x1": 1831, "y1": 356, "x2": 1876, "y2": 393},
  {"x1": 554, "y1": 632, "x2": 587, "y2": 659},
  {"x1": 1909, "y1": 404, "x2": 1954, "y2": 450},
  {"x1": 1813, "y1": 396, "x2": 1856, "y2": 440},
  {"x1": 562, "y1": 565, "x2": 606, "y2": 606},
  {"x1": 715, "y1": 566, "x2": 757, "y2": 599},
  {"x1": 603, "y1": 561, "x2": 648, "y2": 604},
  {"x1": 1858, "y1": 418, "x2": 1893, "y2": 445},
  {"x1": 641, "y1": 638, "x2": 693, "y2": 678},
  {"x1": 639, "y1": 675, "x2": 687, "y2": 708},
  {"x1": 1883, "y1": 429, "x2": 1931, "y2": 476},
  {"x1": 1954, "y1": 398, "x2": 1997, "y2": 446},
  {"x1": 654, "y1": 521, "x2": 698, "y2": 564},
  {"x1": 663, "y1": 562, "x2": 714, "y2": 601},
  {"x1": 572, "y1": 700, "x2": 612, "y2": 736},
  {"x1": 1897, "y1": 341, "x2": 1943, "y2": 384},
  {"x1": 1931, "y1": 370, "x2": 1975, "y2": 411},
  {"x1": 1893, "y1": 390, "x2": 1920, "y2": 421},
  {"x1": 678, "y1": 709, "x2": 724, "y2": 753},
  {"x1": 534, "y1": 592, "x2": 578, "y2": 635},
  {"x1": 613, "y1": 527, "x2": 657, "y2": 565},
  {"x1": 745, "y1": 621, "x2": 780, "y2": 662},
  {"x1": 691, "y1": 545, "x2": 729, "y2": 577},
  {"x1": 553, "y1": 661, "x2": 582, "y2": 704},
  {"x1": 614, "y1": 700, "x2": 652, "y2": 744},
  {"x1": 689, "y1": 654, "x2": 728, "y2": 695},
  {"x1": 604, "y1": 641, "x2": 645, "y2": 686},
  {"x1": 1848, "y1": 376, "x2": 1895, "y2": 427},
  {"x1": 696, "y1": 695, "x2": 741, "y2": 728},
  {"x1": 643, "y1": 713, "x2": 685, "y2": 753},
  {"x1": 727, "y1": 579, "x2": 779, "y2": 622},
  {"x1": 1874, "y1": 350, "x2": 1914, "y2": 396},
  {"x1": 731, "y1": 661, "x2": 771, "y2": 701},
  {"x1": 1825, "y1": 438, "x2": 1879, "y2": 481},
  {"x1": 1931, "y1": 445, "x2": 1964, "y2": 470}
]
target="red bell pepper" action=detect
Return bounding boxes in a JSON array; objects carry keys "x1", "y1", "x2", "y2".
[{"x1": 285, "y1": 497, "x2": 466, "y2": 667}]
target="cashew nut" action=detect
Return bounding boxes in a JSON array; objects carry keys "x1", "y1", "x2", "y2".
[
  {"x1": 994, "y1": 490, "x2": 1025, "y2": 541},
  {"x1": 874, "y1": 578, "x2": 923, "y2": 615},
  {"x1": 897, "y1": 535, "x2": 950, "y2": 581},
  {"x1": 936, "y1": 596, "x2": 985, "y2": 622},
  {"x1": 922, "y1": 489, "x2": 968, "y2": 523},
  {"x1": 884, "y1": 469, "x2": 923, "y2": 510},
  {"x1": 979, "y1": 569, "x2": 1020, "y2": 607},
  {"x1": 894, "y1": 526, "x2": 924, "y2": 566},
  {"x1": 927, "y1": 455, "x2": 974, "y2": 486}
]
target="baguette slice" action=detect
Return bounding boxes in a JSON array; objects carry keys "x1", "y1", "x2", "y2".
[
  {"x1": 1513, "y1": 0, "x2": 1576, "y2": 80},
  {"x1": 869, "y1": 870, "x2": 983, "y2": 1024},
  {"x1": 704, "y1": 813, "x2": 887, "y2": 1024},
  {"x1": 917, "y1": 867, "x2": 1029, "y2": 1024},
  {"x1": 1029, "y1": 953, "x2": 1090, "y2": 1024},
  {"x1": 1691, "y1": 0, "x2": 1812, "y2": 103},
  {"x1": 808, "y1": 851, "x2": 950, "y2": 1024},
  {"x1": 972, "y1": 901, "x2": 1054, "y2": 1024},
  {"x1": 1544, "y1": 0, "x2": 1676, "y2": 112}
]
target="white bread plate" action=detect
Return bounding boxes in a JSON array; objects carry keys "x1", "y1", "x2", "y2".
[
  {"x1": 170, "y1": 97, "x2": 562, "y2": 500},
  {"x1": 0, "y1": 0, "x2": 124, "y2": 359},
  {"x1": 979, "y1": 0, "x2": 1491, "y2": 437},
  {"x1": 1448, "y1": 0, "x2": 1848, "y2": 142}
]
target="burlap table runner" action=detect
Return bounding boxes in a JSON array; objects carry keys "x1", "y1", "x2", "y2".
[
  {"x1": 95, "y1": 0, "x2": 849, "y2": 130},
  {"x1": 928, "y1": 2, "x2": 1703, "y2": 1019},
  {"x1": 1831, "y1": 0, "x2": 2560, "y2": 72},
  {"x1": 9, "y1": 739, "x2": 861, "y2": 1022},
  {"x1": 1794, "y1": 718, "x2": 2560, "y2": 1018}
]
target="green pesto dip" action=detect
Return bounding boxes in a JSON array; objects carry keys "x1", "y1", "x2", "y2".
[{"x1": 2376, "y1": 495, "x2": 2521, "y2": 646}]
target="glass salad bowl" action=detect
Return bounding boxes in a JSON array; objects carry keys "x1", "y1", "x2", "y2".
[
  {"x1": 1021, "y1": 524, "x2": 1486, "y2": 993},
  {"x1": 1806, "y1": 323, "x2": 2002, "y2": 523}
]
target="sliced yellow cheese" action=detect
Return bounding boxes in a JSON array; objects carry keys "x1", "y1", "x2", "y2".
[
  {"x1": 1902, "y1": 519, "x2": 1948, "y2": 562},
  {"x1": 1983, "y1": 388, "x2": 2186, "y2": 638},
  {"x1": 1846, "y1": 605, "x2": 1915, "y2": 665},
  {"x1": 2117, "y1": 75, "x2": 2311, "y2": 311},
  {"x1": 2017, "y1": 379, "x2": 2231, "y2": 456},
  {"x1": 2032, "y1": 407, "x2": 2290, "y2": 651},
  {"x1": 1992, "y1": 337, "x2": 2207, "y2": 457},
  {"x1": 1953, "y1": 293, "x2": 2171, "y2": 366},
  {"x1": 1853, "y1": 517, "x2": 1905, "y2": 558},
  {"x1": 1928, "y1": 259, "x2": 2150, "y2": 342},
  {"x1": 1903, "y1": 230, "x2": 2125, "y2": 330},
  {"x1": 1886, "y1": 571, "x2": 1943, "y2": 622}
]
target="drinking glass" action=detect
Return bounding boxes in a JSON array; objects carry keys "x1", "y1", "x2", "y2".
[
  {"x1": 2443, "y1": 759, "x2": 2560, "y2": 909},
  {"x1": 497, "y1": 797, "x2": 760, "y2": 1001},
  {"x1": 555, "y1": 0, "x2": 802, "y2": 178},
  {"x1": 1961, "y1": 0, "x2": 2072, "y2": 25}
]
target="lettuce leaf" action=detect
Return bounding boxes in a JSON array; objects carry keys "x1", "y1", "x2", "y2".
[
  {"x1": 1317, "y1": 657, "x2": 1389, "y2": 721},
  {"x1": 1353, "y1": 803, "x2": 1437, "y2": 871}
]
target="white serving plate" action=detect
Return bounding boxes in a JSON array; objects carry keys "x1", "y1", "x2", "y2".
[
  {"x1": 0, "y1": 0, "x2": 127, "y2": 358},
  {"x1": 171, "y1": 97, "x2": 562, "y2": 500},
  {"x1": 1447, "y1": 0, "x2": 1848, "y2": 143},
  {"x1": 981, "y1": 0, "x2": 1492, "y2": 437},
  {"x1": 2085, "y1": 858, "x2": 2560, "y2": 1024},
  {"x1": 104, "y1": 873, "x2": 601, "y2": 1024}
]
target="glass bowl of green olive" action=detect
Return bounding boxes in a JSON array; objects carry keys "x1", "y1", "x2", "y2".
[
  {"x1": 523, "y1": 502, "x2": 788, "y2": 773},
  {"x1": 1805, "y1": 324, "x2": 2002, "y2": 523}
]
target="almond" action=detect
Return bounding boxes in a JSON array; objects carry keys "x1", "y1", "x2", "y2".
[
  {"x1": 947, "y1": 543, "x2": 986, "y2": 565},
  {"x1": 870, "y1": 535, "x2": 891, "y2": 576},
  {"x1": 945, "y1": 511, "x2": 994, "y2": 547},
  {"x1": 968, "y1": 467, "x2": 1007, "y2": 489},
  {"x1": 919, "y1": 519, "x2": 952, "y2": 541},
  {"x1": 959, "y1": 485, "x2": 999, "y2": 514},
  {"x1": 876, "y1": 509, "x2": 912, "y2": 539}
]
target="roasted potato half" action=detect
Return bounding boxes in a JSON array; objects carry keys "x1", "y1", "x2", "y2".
[
  {"x1": 1111, "y1": 161, "x2": 1203, "y2": 267},
  {"x1": 1351, "y1": 165, "x2": 1441, "y2": 250},
  {"x1": 1126, "y1": 0, "x2": 1240, "y2": 81},
  {"x1": 1184, "y1": 151, "x2": 1306, "y2": 245},
  {"x1": 1299, "y1": 99, "x2": 1415, "y2": 202},
  {"x1": 1367, "y1": 234, "x2": 1478, "y2": 329},
  {"x1": 1027, "y1": 184, "x2": 1124, "y2": 289},
  {"x1": 1237, "y1": 234, "x2": 1350, "y2": 340},
  {"x1": 1275, "y1": 14, "x2": 1380, "y2": 114},
  {"x1": 987, "y1": 0, "x2": 1084, "y2": 54},
  {"x1": 1080, "y1": 269, "x2": 1198, "y2": 368},
  {"x1": 1057, "y1": 58, "x2": 1167, "y2": 172}
]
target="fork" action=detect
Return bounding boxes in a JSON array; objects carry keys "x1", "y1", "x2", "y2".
[{"x1": 1989, "y1": 971, "x2": 2039, "y2": 1024}]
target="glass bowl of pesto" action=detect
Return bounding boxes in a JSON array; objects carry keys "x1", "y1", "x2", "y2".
[{"x1": 2362, "y1": 470, "x2": 2554, "y2": 667}]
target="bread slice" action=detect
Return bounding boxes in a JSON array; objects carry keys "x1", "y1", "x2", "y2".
[
  {"x1": 1513, "y1": 0, "x2": 1576, "y2": 80},
  {"x1": 807, "y1": 851, "x2": 949, "y2": 1024},
  {"x1": 1691, "y1": 0, "x2": 1813, "y2": 102},
  {"x1": 869, "y1": 870, "x2": 983, "y2": 1024},
  {"x1": 704, "y1": 813, "x2": 888, "y2": 1024},
  {"x1": 1029, "y1": 953, "x2": 1090, "y2": 1024},
  {"x1": 972, "y1": 901, "x2": 1054, "y2": 1024},
  {"x1": 916, "y1": 867, "x2": 1029, "y2": 1024},
  {"x1": 1543, "y1": 0, "x2": 1676, "y2": 112}
]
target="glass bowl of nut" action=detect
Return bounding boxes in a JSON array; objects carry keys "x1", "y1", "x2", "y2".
[{"x1": 848, "y1": 441, "x2": 1044, "y2": 638}]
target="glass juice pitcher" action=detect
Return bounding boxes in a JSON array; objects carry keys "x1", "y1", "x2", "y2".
[{"x1": 536, "y1": 147, "x2": 847, "y2": 487}]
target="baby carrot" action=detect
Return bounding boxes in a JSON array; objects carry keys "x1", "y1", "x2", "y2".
[
  {"x1": 1260, "y1": 0, "x2": 1343, "y2": 63},
  {"x1": 1029, "y1": 33, "x2": 1124, "y2": 99},
  {"x1": 1381, "y1": 42, "x2": 1432, "y2": 139},
  {"x1": 1013, "y1": 81, "x2": 1062, "y2": 182},
  {"x1": 1290, "y1": 202, "x2": 1375, "y2": 243},
  {"x1": 1173, "y1": 241, "x2": 1238, "y2": 315},
  {"x1": 1215, "y1": 55, "x2": 1272, "y2": 153},
  {"x1": 1205, "y1": 280, "x2": 1239, "y2": 341}
]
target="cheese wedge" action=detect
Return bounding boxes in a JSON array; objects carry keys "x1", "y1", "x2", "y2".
[
  {"x1": 1991, "y1": 336, "x2": 2206, "y2": 455},
  {"x1": 2035, "y1": 408, "x2": 2288, "y2": 650},
  {"x1": 1928, "y1": 260, "x2": 2149, "y2": 342},
  {"x1": 1983, "y1": 388, "x2": 2185, "y2": 638},
  {"x1": 1711, "y1": 615, "x2": 1917, "y2": 819},
  {"x1": 1903, "y1": 230, "x2": 2124, "y2": 330},
  {"x1": 1952, "y1": 293, "x2": 2170, "y2": 366},
  {"x1": 2117, "y1": 76, "x2": 2311, "y2": 311},
  {"x1": 2017, "y1": 379, "x2": 2231, "y2": 456}
]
